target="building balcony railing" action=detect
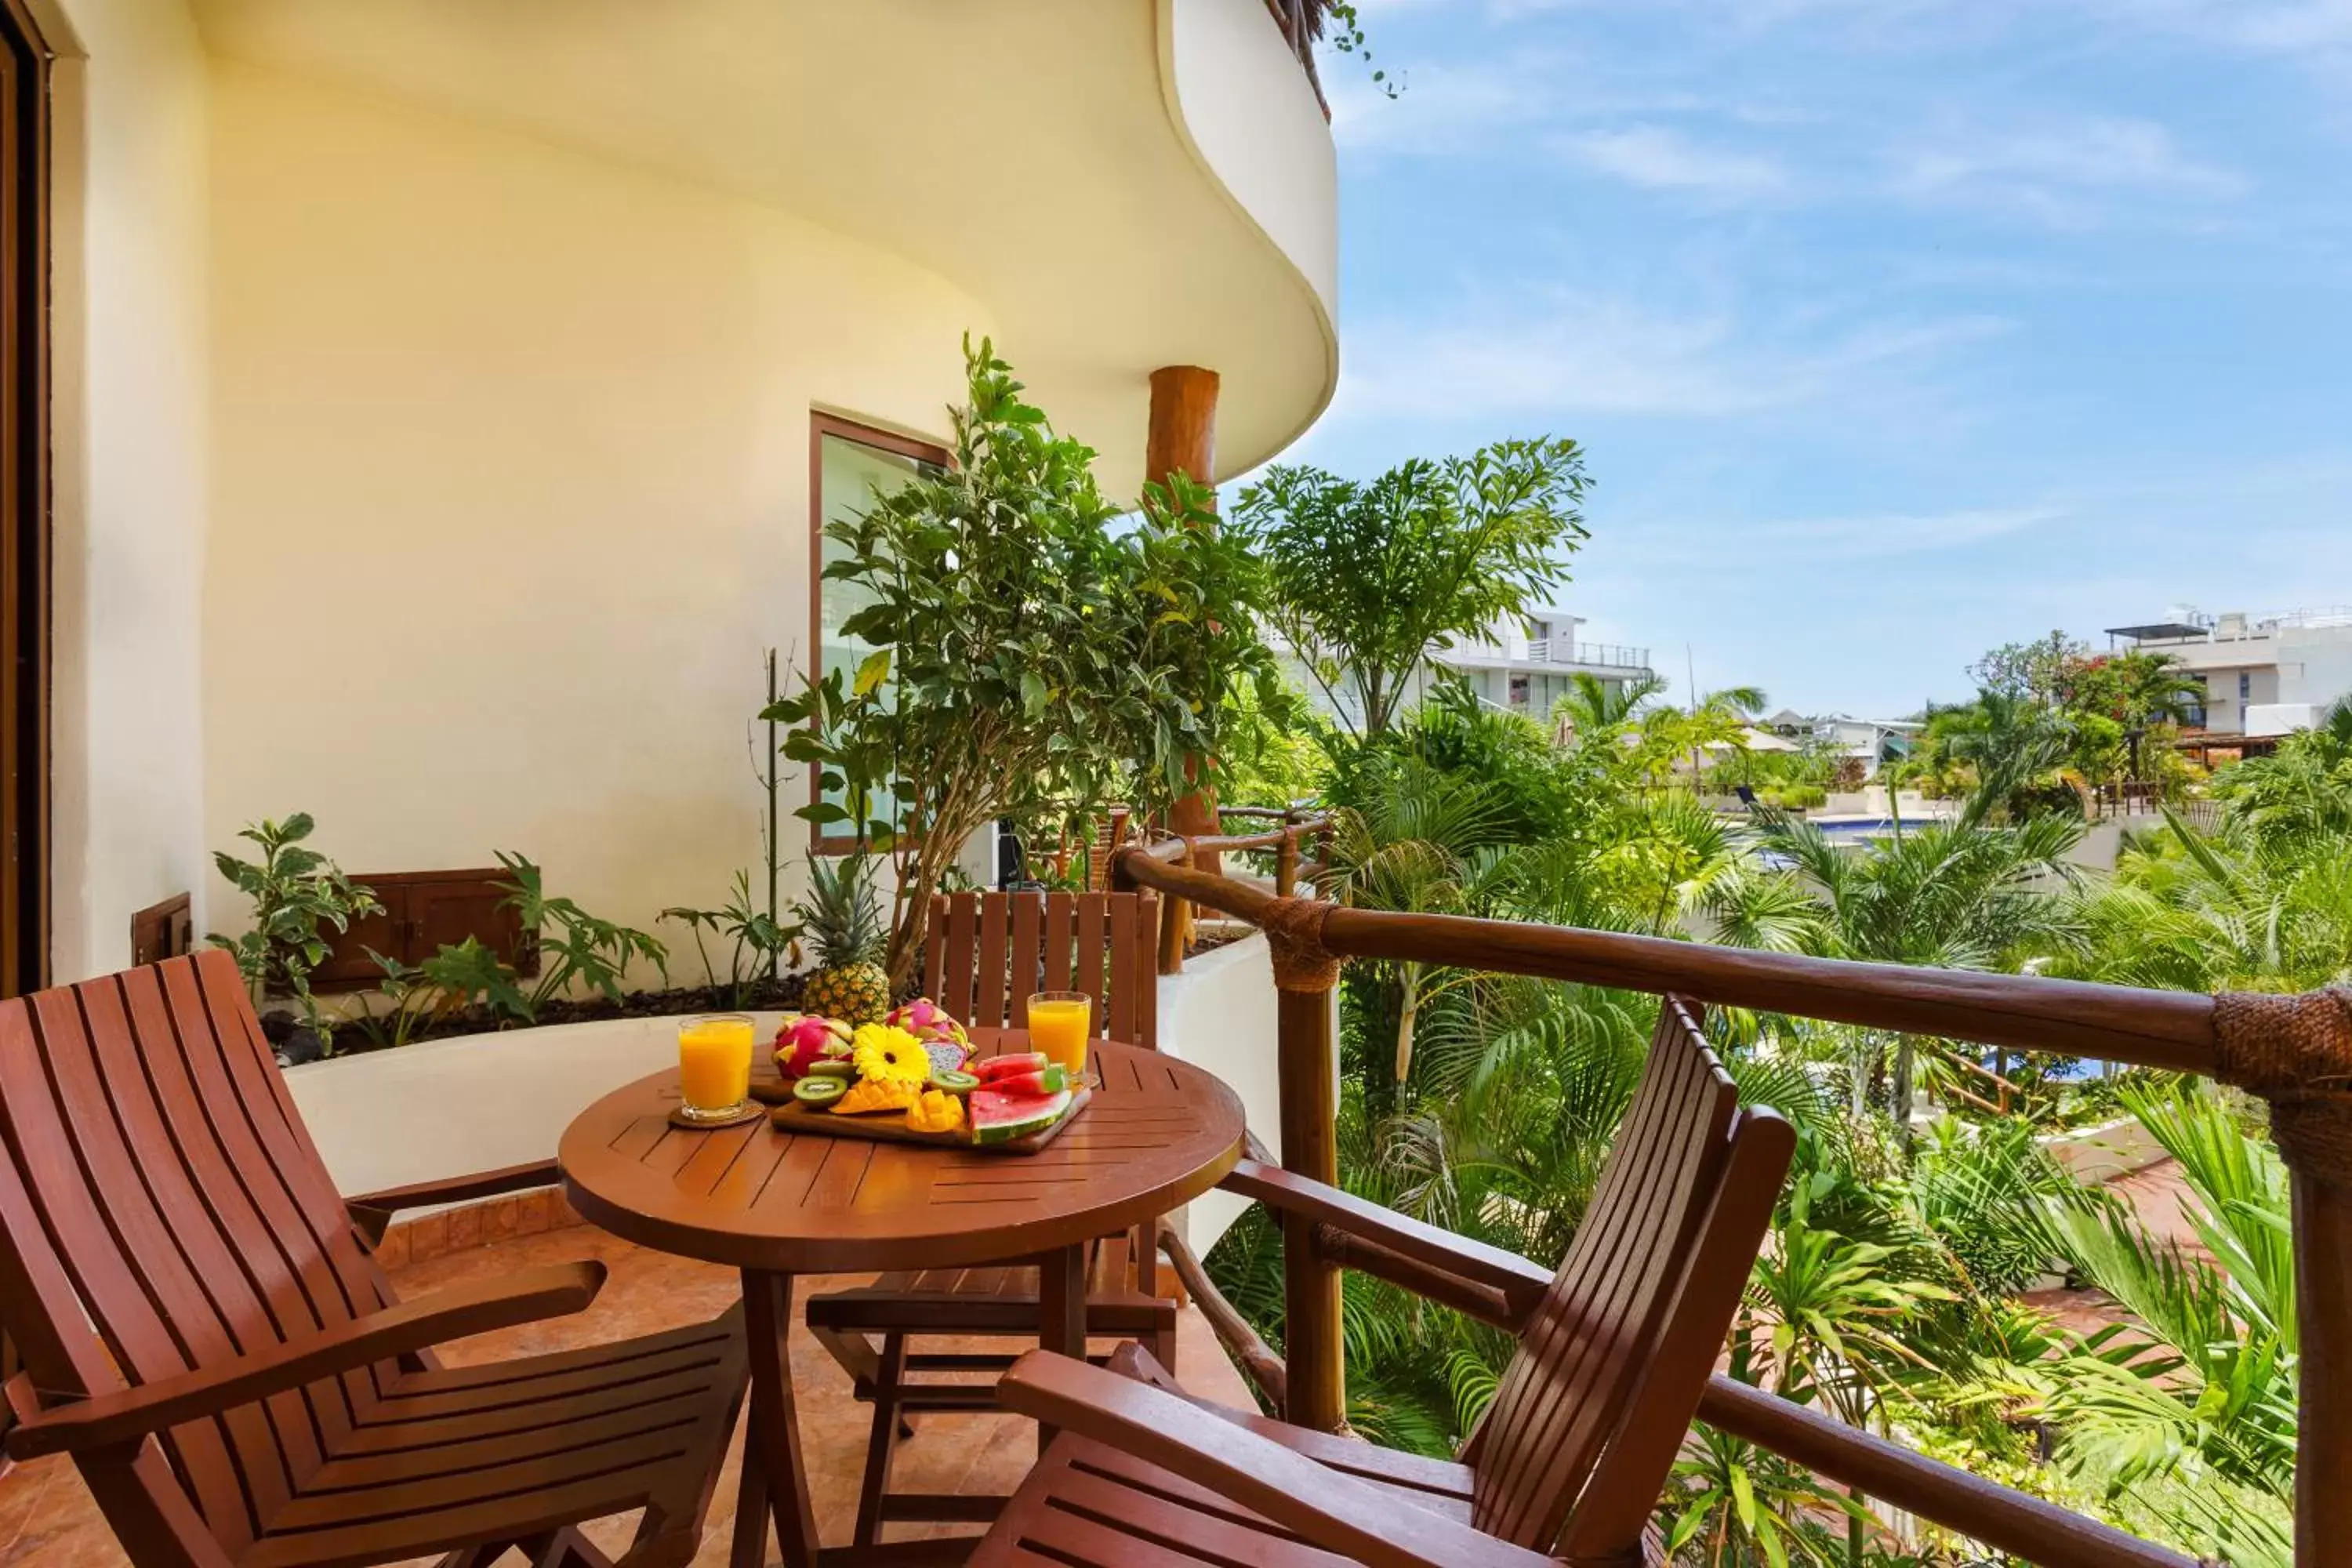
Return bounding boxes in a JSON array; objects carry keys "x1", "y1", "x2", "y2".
[
  {"x1": 1115, "y1": 827, "x2": 2347, "y2": 1567},
  {"x1": 1526, "y1": 637, "x2": 1652, "y2": 670}
]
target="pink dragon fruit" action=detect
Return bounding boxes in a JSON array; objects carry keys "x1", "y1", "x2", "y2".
[
  {"x1": 887, "y1": 997, "x2": 974, "y2": 1077},
  {"x1": 773, "y1": 1013, "x2": 854, "y2": 1079}
]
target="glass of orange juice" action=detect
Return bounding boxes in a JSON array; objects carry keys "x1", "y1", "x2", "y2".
[
  {"x1": 677, "y1": 1014, "x2": 755, "y2": 1123},
  {"x1": 1027, "y1": 991, "x2": 1092, "y2": 1080}
]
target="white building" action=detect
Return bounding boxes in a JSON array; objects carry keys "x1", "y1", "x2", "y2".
[
  {"x1": 1759, "y1": 710, "x2": 1922, "y2": 778},
  {"x1": 1282, "y1": 609, "x2": 1654, "y2": 731},
  {"x1": 2103, "y1": 606, "x2": 2352, "y2": 738}
]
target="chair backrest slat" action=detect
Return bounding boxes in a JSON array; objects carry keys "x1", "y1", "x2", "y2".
[
  {"x1": 1074, "y1": 892, "x2": 1108, "y2": 1022},
  {"x1": 118, "y1": 966, "x2": 350, "y2": 1497},
  {"x1": 1008, "y1": 892, "x2": 1044, "y2": 1029},
  {"x1": 975, "y1": 897, "x2": 1009, "y2": 1029},
  {"x1": 924, "y1": 891, "x2": 1160, "y2": 1050},
  {"x1": 158, "y1": 960, "x2": 393, "y2": 1427},
  {"x1": 0, "y1": 951, "x2": 412, "y2": 1565},
  {"x1": 1043, "y1": 895, "x2": 1075, "y2": 993},
  {"x1": 1470, "y1": 996, "x2": 1791, "y2": 1555},
  {"x1": 1105, "y1": 895, "x2": 1140, "y2": 1048}
]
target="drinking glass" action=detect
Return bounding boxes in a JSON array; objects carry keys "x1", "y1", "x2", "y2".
[
  {"x1": 1027, "y1": 991, "x2": 1092, "y2": 1080},
  {"x1": 677, "y1": 1014, "x2": 755, "y2": 1122}
]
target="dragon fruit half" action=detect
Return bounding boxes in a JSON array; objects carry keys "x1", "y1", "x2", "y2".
[
  {"x1": 774, "y1": 1013, "x2": 854, "y2": 1079},
  {"x1": 887, "y1": 997, "x2": 975, "y2": 1077}
]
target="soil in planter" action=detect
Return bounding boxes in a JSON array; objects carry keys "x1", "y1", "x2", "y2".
[{"x1": 318, "y1": 973, "x2": 814, "y2": 1056}]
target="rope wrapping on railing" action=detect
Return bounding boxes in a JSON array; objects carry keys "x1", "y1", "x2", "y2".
[
  {"x1": 2216, "y1": 984, "x2": 2352, "y2": 1178},
  {"x1": 1261, "y1": 896, "x2": 1342, "y2": 993}
]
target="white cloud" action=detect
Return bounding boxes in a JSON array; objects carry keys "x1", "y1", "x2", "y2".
[
  {"x1": 1327, "y1": 291, "x2": 2008, "y2": 424},
  {"x1": 1635, "y1": 505, "x2": 2070, "y2": 564},
  {"x1": 1555, "y1": 124, "x2": 1791, "y2": 201},
  {"x1": 1892, "y1": 116, "x2": 2245, "y2": 227}
]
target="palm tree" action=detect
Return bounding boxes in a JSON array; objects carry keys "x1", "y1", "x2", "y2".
[
  {"x1": 2073, "y1": 808, "x2": 2352, "y2": 993},
  {"x1": 1735, "y1": 804, "x2": 2086, "y2": 1138},
  {"x1": 2212, "y1": 694, "x2": 2352, "y2": 855},
  {"x1": 1926, "y1": 688, "x2": 2074, "y2": 814},
  {"x1": 2041, "y1": 1081, "x2": 2296, "y2": 1555},
  {"x1": 2100, "y1": 650, "x2": 2209, "y2": 783},
  {"x1": 1552, "y1": 669, "x2": 1667, "y2": 747}
]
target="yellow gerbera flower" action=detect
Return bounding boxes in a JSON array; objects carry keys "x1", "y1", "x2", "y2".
[{"x1": 852, "y1": 1023, "x2": 929, "y2": 1086}]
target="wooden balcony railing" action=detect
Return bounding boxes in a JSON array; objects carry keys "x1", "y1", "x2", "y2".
[
  {"x1": 1141, "y1": 807, "x2": 1333, "y2": 975},
  {"x1": 1111, "y1": 843, "x2": 2352, "y2": 1567}
]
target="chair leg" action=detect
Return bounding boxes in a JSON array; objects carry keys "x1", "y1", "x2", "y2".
[
  {"x1": 851, "y1": 1332, "x2": 909, "y2": 1548},
  {"x1": 728, "y1": 1422, "x2": 770, "y2": 1567},
  {"x1": 517, "y1": 1528, "x2": 615, "y2": 1568},
  {"x1": 432, "y1": 1547, "x2": 514, "y2": 1568}
]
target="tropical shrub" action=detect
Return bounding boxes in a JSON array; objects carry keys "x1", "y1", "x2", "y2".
[
  {"x1": 771, "y1": 337, "x2": 1279, "y2": 985},
  {"x1": 492, "y1": 851, "x2": 667, "y2": 1022},
  {"x1": 207, "y1": 813, "x2": 380, "y2": 1018},
  {"x1": 1233, "y1": 438, "x2": 1589, "y2": 739},
  {"x1": 662, "y1": 869, "x2": 804, "y2": 1009}
]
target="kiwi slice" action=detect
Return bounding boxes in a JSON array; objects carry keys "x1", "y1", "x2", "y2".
[
  {"x1": 808, "y1": 1059, "x2": 856, "y2": 1080},
  {"x1": 928, "y1": 1068, "x2": 981, "y2": 1094},
  {"x1": 793, "y1": 1076, "x2": 847, "y2": 1107}
]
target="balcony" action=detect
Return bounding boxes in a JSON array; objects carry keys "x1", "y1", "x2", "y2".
[
  {"x1": 0, "y1": 813, "x2": 2340, "y2": 1566},
  {"x1": 1524, "y1": 637, "x2": 1653, "y2": 671}
]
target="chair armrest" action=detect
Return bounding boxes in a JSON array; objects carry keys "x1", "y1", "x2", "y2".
[
  {"x1": 1221, "y1": 1159, "x2": 1552, "y2": 1321},
  {"x1": 5, "y1": 1261, "x2": 604, "y2": 1461},
  {"x1": 997, "y1": 1350, "x2": 1553, "y2": 1568},
  {"x1": 345, "y1": 1158, "x2": 564, "y2": 1244}
]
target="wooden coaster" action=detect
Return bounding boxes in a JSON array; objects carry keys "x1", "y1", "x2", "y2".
[{"x1": 666, "y1": 1102, "x2": 766, "y2": 1131}]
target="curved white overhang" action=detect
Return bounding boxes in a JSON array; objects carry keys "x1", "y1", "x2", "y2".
[{"x1": 187, "y1": 0, "x2": 1339, "y2": 498}]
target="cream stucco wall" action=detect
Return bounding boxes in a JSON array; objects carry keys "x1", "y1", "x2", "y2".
[
  {"x1": 42, "y1": 0, "x2": 214, "y2": 981},
  {"x1": 204, "y1": 63, "x2": 989, "y2": 959}
]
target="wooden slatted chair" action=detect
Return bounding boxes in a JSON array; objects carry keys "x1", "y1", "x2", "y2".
[
  {"x1": 0, "y1": 949, "x2": 749, "y2": 1568},
  {"x1": 804, "y1": 888, "x2": 1173, "y2": 1549},
  {"x1": 966, "y1": 996, "x2": 1797, "y2": 1567}
]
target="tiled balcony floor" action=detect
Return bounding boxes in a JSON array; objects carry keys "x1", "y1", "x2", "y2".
[{"x1": 0, "y1": 1223, "x2": 1255, "y2": 1567}]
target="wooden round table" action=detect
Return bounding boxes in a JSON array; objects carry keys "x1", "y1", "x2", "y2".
[{"x1": 560, "y1": 1027, "x2": 1245, "y2": 1568}]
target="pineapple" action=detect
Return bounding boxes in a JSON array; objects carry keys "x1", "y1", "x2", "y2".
[{"x1": 796, "y1": 854, "x2": 891, "y2": 1025}]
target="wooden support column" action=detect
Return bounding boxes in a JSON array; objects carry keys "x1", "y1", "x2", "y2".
[
  {"x1": 1147, "y1": 366, "x2": 1225, "y2": 891},
  {"x1": 1264, "y1": 895, "x2": 1345, "y2": 1432},
  {"x1": 2211, "y1": 986, "x2": 2352, "y2": 1567}
]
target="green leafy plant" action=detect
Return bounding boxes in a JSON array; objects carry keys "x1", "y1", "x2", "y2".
[
  {"x1": 662, "y1": 869, "x2": 803, "y2": 1009},
  {"x1": 492, "y1": 851, "x2": 667, "y2": 1024},
  {"x1": 768, "y1": 336, "x2": 1278, "y2": 985},
  {"x1": 1663, "y1": 1422, "x2": 1864, "y2": 1567},
  {"x1": 206, "y1": 813, "x2": 380, "y2": 1018},
  {"x1": 353, "y1": 938, "x2": 521, "y2": 1051},
  {"x1": 1233, "y1": 439, "x2": 1589, "y2": 739}
]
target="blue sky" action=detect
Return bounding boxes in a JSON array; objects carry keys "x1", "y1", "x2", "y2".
[{"x1": 1280, "y1": 0, "x2": 2352, "y2": 717}]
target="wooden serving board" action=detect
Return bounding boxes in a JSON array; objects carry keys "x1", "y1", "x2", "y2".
[{"x1": 753, "y1": 1076, "x2": 1092, "y2": 1156}]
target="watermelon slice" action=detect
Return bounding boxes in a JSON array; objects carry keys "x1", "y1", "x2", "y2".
[
  {"x1": 975, "y1": 1051, "x2": 1047, "y2": 1081},
  {"x1": 984, "y1": 1065, "x2": 1066, "y2": 1098},
  {"x1": 969, "y1": 1086, "x2": 1072, "y2": 1146}
]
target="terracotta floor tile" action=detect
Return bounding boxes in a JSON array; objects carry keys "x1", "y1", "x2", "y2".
[{"x1": 0, "y1": 1229, "x2": 1260, "y2": 1565}]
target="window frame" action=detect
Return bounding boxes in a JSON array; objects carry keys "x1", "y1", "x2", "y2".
[
  {"x1": 806, "y1": 412, "x2": 951, "y2": 855},
  {"x1": 0, "y1": 0, "x2": 47, "y2": 996}
]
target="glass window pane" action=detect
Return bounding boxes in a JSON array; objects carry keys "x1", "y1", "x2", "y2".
[{"x1": 815, "y1": 429, "x2": 942, "y2": 842}]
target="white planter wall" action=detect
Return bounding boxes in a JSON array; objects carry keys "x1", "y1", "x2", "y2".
[
  {"x1": 1156, "y1": 931, "x2": 1301, "y2": 1252},
  {"x1": 286, "y1": 1012, "x2": 791, "y2": 1204}
]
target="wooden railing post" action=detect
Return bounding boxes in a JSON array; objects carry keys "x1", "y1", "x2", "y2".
[
  {"x1": 1158, "y1": 842, "x2": 1191, "y2": 977},
  {"x1": 2212, "y1": 986, "x2": 2352, "y2": 1567},
  {"x1": 1264, "y1": 895, "x2": 1345, "y2": 1431},
  {"x1": 1276, "y1": 828, "x2": 1300, "y2": 899}
]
